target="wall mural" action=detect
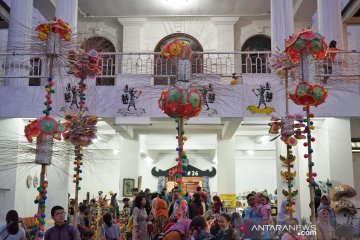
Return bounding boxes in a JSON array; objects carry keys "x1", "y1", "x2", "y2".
[
  {"x1": 247, "y1": 81, "x2": 275, "y2": 115},
  {"x1": 118, "y1": 84, "x2": 146, "y2": 117}
]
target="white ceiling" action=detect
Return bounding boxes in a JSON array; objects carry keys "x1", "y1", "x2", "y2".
[{"x1": 78, "y1": 0, "x2": 271, "y2": 17}]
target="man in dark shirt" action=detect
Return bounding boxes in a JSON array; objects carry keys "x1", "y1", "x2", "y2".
[{"x1": 45, "y1": 205, "x2": 80, "y2": 240}]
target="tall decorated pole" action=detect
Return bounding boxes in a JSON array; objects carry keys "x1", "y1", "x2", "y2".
[
  {"x1": 269, "y1": 51, "x2": 304, "y2": 218},
  {"x1": 63, "y1": 48, "x2": 100, "y2": 226},
  {"x1": 24, "y1": 19, "x2": 71, "y2": 240},
  {"x1": 158, "y1": 39, "x2": 200, "y2": 219},
  {"x1": 286, "y1": 30, "x2": 328, "y2": 224}
]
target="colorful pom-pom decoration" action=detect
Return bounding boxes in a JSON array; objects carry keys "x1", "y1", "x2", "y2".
[
  {"x1": 289, "y1": 82, "x2": 328, "y2": 107},
  {"x1": 285, "y1": 30, "x2": 327, "y2": 64},
  {"x1": 158, "y1": 87, "x2": 202, "y2": 119}
]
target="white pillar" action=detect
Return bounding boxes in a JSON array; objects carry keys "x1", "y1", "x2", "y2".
[
  {"x1": 271, "y1": 0, "x2": 294, "y2": 51},
  {"x1": 117, "y1": 18, "x2": 146, "y2": 52},
  {"x1": 211, "y1": 17, "x2": 238, "y2": 51},
  {"x1": 326, "y1": 118, "x2": 354, "y2": 185},
  {"x1": 217, "y1": 139, "x2": 236, "y2": 194},
  {"x1": 317, "y1": 0, "x2": 344, "y2": 48},
  {"x1": 55, "y1": 0, "x2": 78, "y2": 33},
  {"x1": 119, "y1": 139, "x2": 140, "y2": 196},
  {"x1": 5, "y1": 0, "x2": 33, "y2": 86}
]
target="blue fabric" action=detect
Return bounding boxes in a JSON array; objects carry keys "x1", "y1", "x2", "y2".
[{"x1": 243, "y1": 207, "x2": 262, "y2": 223}]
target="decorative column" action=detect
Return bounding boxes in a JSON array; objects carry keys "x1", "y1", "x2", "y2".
[
  {"x1": 117, "y1": 18, "x2": 146, "y2": 52},
  {"x1": 211, "y1": 17, "x2": 238, "y2": 76},
  {"x1": 211, "y1": 17, "x2": 238, "y2": 51},
  {"x1": 271, "y1": 0, "x2": 294, "y2": 51},
  {"x1": 117, "y1": 18, "x2": 146, "y2": 75},
  {"x1": 55, "y1": 0, "x2": 78, "y2": 32},
  {"x1": 217, "y1": 139, "x2": 236, "y2": 194},
  {"x1": 5, "y1": 0, "x2": 33, "y2": 86},
  {"x1": 317, "y1": 0, "x2": 343, "y2": 48}
]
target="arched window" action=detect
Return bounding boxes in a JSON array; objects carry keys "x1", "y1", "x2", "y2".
[
  {"x1": 241, "y1": 35, "x2": 271, "y2": 73},
  {"x1": 154, "y1": 33, "x2": 203, "y2": 85},
  {"x1": 81, "y1": 36, "x2": 116, "y2": 85}
]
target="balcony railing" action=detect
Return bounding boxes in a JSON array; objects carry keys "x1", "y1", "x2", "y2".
[{"x1": 0, "y1": 51, "x2": 359, "y2": 82}]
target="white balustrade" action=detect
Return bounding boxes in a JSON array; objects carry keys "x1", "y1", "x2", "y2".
[{"x1": 0, "y1": 51, "x2": 359, "y2": 83}]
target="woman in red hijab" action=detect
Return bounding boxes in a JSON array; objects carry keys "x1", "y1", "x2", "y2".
[{"x1": 153, "y1": 199, "x2": 169, "y2": 237}]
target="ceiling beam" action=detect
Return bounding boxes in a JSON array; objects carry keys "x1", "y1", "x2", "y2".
[
  {"x1": 33, "y1": 0, "x2": 55, "y2": 20},
  {"x1": 221, "y1": 118, "x2": 243, "y2": 140},
  {"x1": 342, "y1": 0, "x2": 360, "y2": 23}
]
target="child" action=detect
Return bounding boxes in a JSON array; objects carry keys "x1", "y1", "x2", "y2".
[{"x1": 259, "y1": 195, "x2": 272, "y2": 240}]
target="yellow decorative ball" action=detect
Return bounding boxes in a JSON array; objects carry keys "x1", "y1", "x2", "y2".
[
  {"x1": 181, "y1": 199, "x2": 187, "y2": 205},
  {"x1": 310, "y1": 126, "x2": 315, "y2": 130}
]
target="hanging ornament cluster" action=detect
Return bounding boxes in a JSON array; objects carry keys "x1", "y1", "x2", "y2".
[
  {"x1": 285, "y1": 30, "x2": 327, "y2": 64},
  {"x1": 24, "y1": 117, "x2": 65, "y2": 143},
  {"x1": 302, "y1": 108, "x2": 318, "y2": 188},
  {"x1": 68, "y1": 49, "x2": 101, "y2": 79},
  {"x1": 289, "y1": 82, "x2": 328, "y2": 107},
  {"x1": 31, "y1": 180, "x2": 48, "y2": 240},
  {"x1": 158, "y1": 87, "x2": 202, "y2": 119},
  {"x1": 35, "y1": 18, "x2": 72, "y2": 41},
  {"x1": 73, "y1": 148, "x2": 83, "y2": 191},
  {"x1": 269, "y1": 114, "x2": 306, "y2": 145},
  {"x1": 160, "y1": 39, "x2": 193, "y2": 58},
  {"x1": 62, "y1": 113, "x2": 98, "y2": 147},
  {"x1": 269, "y1": 114, "x2": 308, "y2": 215},
  {"x1": 174, "y1": 118, "x2": 189, "y2": 187},
  {"x1": 43, "y1": 76, "x2": 55, "y2": 115},
  {"x1": 24, "y1": 75, "x2": 65, "y2": 143}
]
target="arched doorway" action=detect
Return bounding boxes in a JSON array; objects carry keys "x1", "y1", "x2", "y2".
[
  {"x1": 154, "y1": 33, "x2": 203, "y2": 85},
  {"x1": 81, "y1": 36, "x2": 116, "y2": 85},
  {"x1": 241, "y1": 35, "x2": 271, "y2": 73}
]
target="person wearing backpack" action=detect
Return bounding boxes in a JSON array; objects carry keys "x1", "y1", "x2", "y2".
[
  {"x1": 100, "y1": 213, "x2": 121, "y2": 240},
  {"x1": 45, "y1": 205, "x2": 80, "y2": 240},
  {"x1": 0, "y1": 210, "x2": 26, "y2": 240}
]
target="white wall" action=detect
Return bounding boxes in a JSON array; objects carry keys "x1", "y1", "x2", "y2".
[
  {"x1": 235, "y1": 158, "x2": 276, "y2": 194},
  {"x1": 141, "y1": 18, "x2": 217, "y2": 51},
  {"x1": 347, "y1": 25, "x2": 360, "y2": 51},
  {"x1": 234, "y1": 135, "x2": 277, "y2": 196}
]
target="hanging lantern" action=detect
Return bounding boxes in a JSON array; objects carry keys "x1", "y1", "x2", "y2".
[
  {"x1": 158, "y1": 87, "x2": 202, "y2": 119},
  {"x1": 289, "y1": 82, "x2": 328, "y2": 106},
  {"x1": 285, "y1": 30, "x2": 327, "y2": 64}
]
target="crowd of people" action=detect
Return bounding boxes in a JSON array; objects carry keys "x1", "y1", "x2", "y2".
[{"x1": 0, "y1": 187, "x2": 355, "y2": 240}]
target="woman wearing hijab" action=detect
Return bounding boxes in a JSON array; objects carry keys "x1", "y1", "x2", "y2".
[
  {"x1": 0, "y1": 210, "x2": 26, "y2": 240},
  {"x1": 317, "y1": 194, "x2": 336, "y2": 228},
  {"x1": 316, "y1": 209, "x2": 335, "y2": 240},
  {"x1": 162, "y1": 219, "x2": 192, "y2": 240},
  {"x1": 276, "y1": 200, "x2": 289, "y2": 226},
  {"x1": 153, "y1": 199, "x2": 169, "y2": 237}
]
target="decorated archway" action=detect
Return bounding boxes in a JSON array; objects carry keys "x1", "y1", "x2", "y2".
[
  {"x1": 154, "y1": 33, "x2": 203, "y2": 85},
  {"x1": 81, "y1": 36, "x2": 116, "y2": 85}
]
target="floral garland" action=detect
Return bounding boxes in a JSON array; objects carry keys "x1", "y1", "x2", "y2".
[{"x1": 35, "y1": 18, "x2": 72, "y2": 41}]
